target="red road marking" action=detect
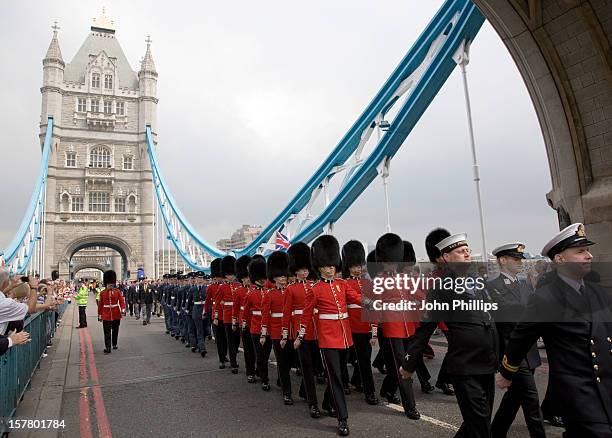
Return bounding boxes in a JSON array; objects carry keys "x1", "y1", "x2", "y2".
[
  {"x1": 84, "y1": 328, "x2": 113, "y2": 438},
  {"x1": 78, "y1": 328, "x2": 93, "y2": 438}
]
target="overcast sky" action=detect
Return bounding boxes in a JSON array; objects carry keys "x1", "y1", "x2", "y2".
[{"x1": 0, "y1": 0, "x2": 558, "y2": 260}]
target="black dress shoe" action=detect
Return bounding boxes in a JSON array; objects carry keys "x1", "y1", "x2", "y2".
[
  {"x1": 405, "y1": 408, "x2": 421, "y2": 420},
  {"x1": 283, "y1": 395, "x2": 294, "y2": 405},
  {"x1": 421, "y1": 382, "x2": 435, "y2": 394},
  {"x1": 219, "y1": 362, "x2": 226, "y2": 369},
  {"x1": 365, "y1": 394, "x2": 379, "y2": 405},
  {"x1": 174, "y1": 334, "x2": 180, "y2": 340},
  {"x1": 142, "y1": 321, "x2": 146, "y2": 326},
  {"x1": 112, "y1": 345, "x2": 118, "y2": 350},
  {"x1": 200, "y1": 351, "x2": 207, "y2": 358},
  {"x1": 322, "y1": 405, "x2": 337, "y2": 418},
  {"x1": 191, "y1": 346, "x2": 197, "y2": 352},
  {"x1": 180, "y1": 337, "x2": 186, "y2": 343},
  {"x1": 543, "y1": 415, "x2": 564, "y2": 428},
  {"x1": 337, "y1": 420, "x2": 349, "y2": 436},
  {"x1": 309, "y1": 405, "x2": 321, "y2": 418},
  {"x1": 231, "y1": 368, "x2": 239, "y2": 374},
  {"x1": 165, "y1": 330, "x2": 170, "y2": 334},
  {"x1": 103, "y1": 348, "x2": 111, "y2": 354},
  {"x1": 185, "y1": 344, "x2": 191, "y2": 348},
  {"x1": 380, "y1": 391, "x2": 401, "y2": 404},
  {"x1": 435, "y1": 382, "x2": 455, "y2": 396},
  {"x1": 262, "y1": 382, "x2": 271, "y2": 391},
  {"x1": 247, "y1": 375, "x2": 256, "y2": 384}
]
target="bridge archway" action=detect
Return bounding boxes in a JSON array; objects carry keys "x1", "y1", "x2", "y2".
[
  {"x1": 73, "y1": 265, "x2": 106, "y2": 282},
  {"x1": 472, "y1": 0, "x2": 612, "y2": 258},
  {"x1": 61, "y1": 235, "x2": 133, "y2": 280}
]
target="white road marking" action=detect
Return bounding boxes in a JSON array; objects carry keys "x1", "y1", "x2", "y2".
[{"x1": 385, "y1": 403, "x2": 459, "y2": 431}]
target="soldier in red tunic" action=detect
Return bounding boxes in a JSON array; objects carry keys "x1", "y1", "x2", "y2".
[
  {"x1": 295, "y1": 235, "x2": 361, "y2": 437},
  {"x1": 97, "y1": 270, "x2": 126, "y2": 354},
  {"x1": 205, "y1": 258, "x2": 229, "y2": 369},
  {"x1": 243, "y1": 258, "x2": 272, "y2": 391},
  {"x1": 281, "y1": 242, "x2": 321, "y2": 418},
  {"x1": 233, "y1": 255, "x2": 257, "y2": 383},
  {"x1": 218, "y1": 256, "x2": 241, "y2": 374},
  {"x1": 341, "y1": 240, "x2": 379, "y2": 406},
  {"x1": 261, "y1": 251, "x2": 294, "y2": 405}
]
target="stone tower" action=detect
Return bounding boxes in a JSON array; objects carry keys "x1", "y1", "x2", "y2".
[{"x1": 40, "y1": 10, "x2": 157, "y2": 280}]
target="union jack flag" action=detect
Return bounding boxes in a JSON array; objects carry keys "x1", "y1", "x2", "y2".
[{"x1": 275, "y1": 231, "x2": 291, "y2": 251}]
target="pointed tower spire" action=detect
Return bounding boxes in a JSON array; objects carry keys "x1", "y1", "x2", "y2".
[
  {"x1": 140, "y1": 35, "x2": 157, "y2": 74},
  {"x1": 44, "y1": 21, "x2": 64, "y2": 66}
]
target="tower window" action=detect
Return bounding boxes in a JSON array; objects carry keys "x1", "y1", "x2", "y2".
[
  {"x1": 104, "y1": 100, "x2": 112, "y2": 114},
  {"x1": 66, "y1": 152, "x2": 76, "y2": 167},
  {"x1": 88, "y1": 192, "x2": 110, "y2": 212},
  {"x1": 116, "y1": 101, "x2": 125, "y2": 115},
  {"x1": 91, "y1": 99, "x2": 100, "y2": 113},
  {"x1": 123, "y1": 155, "x2": 133, "y2": 170},
  {"x1": 71, "y1": 196, "x2": 84, "y2": 212},
  {"x1": 104, "y1": 74, "x2": 113, "y2": 89},
  {"x1": 114, "y1": 197, "x2": 126, "y2": 213},
  {"x1": 77, "y1": 98, "x2": 87, "y2": 112},
  {"x1": 91, "y1": 73, "x2": 100, "y2": 88},
  {"x1": 89, "y1": 146, "x2": 111, "y2": 168}
]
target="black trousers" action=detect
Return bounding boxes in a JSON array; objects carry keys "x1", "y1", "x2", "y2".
[
  {"x1": 78, "y1": 306, "x2": 87, "y2": 327},
  {"x1": 224, "y1": 323, "x2": 240, "y2": 368},
  {"x1": 321, "y1": 348, "x2": 349, "y2": 421},
  {"x1": 451, "y1": 373, "x2": 495, "y2": 438},
  {"x1": 491, "y1": 367, "x2": 545, "y2": 438},
  {"x1": 252, "y1": 333, "x2": 272, "y2": 383},
  {"x1": 350, "y1": 333, "x2": 376, "y2": 396},
  {"x1": 213, "y1": 322, "x2": 228, "y2": 363},
  {"x1": 296, "y1": 339, "x2": 319, "y2": 406},
  {"x1": 273, "y1": 340, "x2": 293, "y2": 396},
  {"x1": 102, "y1": 319, "x2": 120, "y2": 350},
  {"x1": 380, "y1": 337, "x2": 416, "y2": 412},
  {"x1": 563, "y1": 421, "x2": 612, "y2": 438},
  {"x1": 241, "y1": 328, "x2": 256, "y2": 376},
  {"x1": 437, "y1": 330, "x2": 451, "y2": 386}
]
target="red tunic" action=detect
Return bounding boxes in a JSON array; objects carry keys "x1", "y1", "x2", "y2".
[
  {"x1": 243, "y1": 286, "x2": 265, "y2": 335},
  {"x1": 233, "y1": 285, "x2": 250, "y2": 326},
  {"x1": 261, "y1": 287, "x2": 285, "y2": 340},
  {"x1": 219, "y1": 281, "x2": 240, "y2": 323},
  {"x1": 211, "y1": 283, "x2": 225, "y2": 322},
  {"x1": 379, "y1": 275, "x2": 417, "y2": 339},
  {"x1": 345, "y1": 277, "x2": 376, "y2": 335},
  {"x1": 300, "y1": 278, "x2": 361, "y2": 349},
  {"x1": 97, "y1": 287, "x2": 126, "y2": 321},
  {"x1": 282, "y1": 280, "x2": 316, "y2": 340}
]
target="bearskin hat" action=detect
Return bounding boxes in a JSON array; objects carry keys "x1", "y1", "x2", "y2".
[
  {"x1": 103, "y1": 270, "x2": 117, "y2": 286},
  {"x1": 342, "y1": 240, "x2": 366, "y2": 272},
  {"x1": 210, "y1": 258, "x2": 222, "y2": 278},
  {"x1": 425, "y1": 228, "x2": 450, "y2": 263},
  {"x1": 221, "y1": 255, "x2": 236, "y2": 277},
  {"x1": 311, "y1": 234, "x2": 341, "y2": 272},
  {"x1": 375, "y1": 233, "x2": 404, "y2": 263},
  {"x1": 248, "y1": 259, "x2": 267, "y2": 284},
  {"x1": 403, "y1": 240, "x2": 416, "y2": 264},
  {"x1": 235, "y1": 255, "x2": 252, "y2": 280},
  {"x1": 288, "y1": 242, "x2": 311, "y2": 274},
  {"x1": 267, "y1": 251, "x2": 290, "y2": 281},
  {"x1": 366, "y1": 250, "x2": 379, "y2": 278},
  {"x1": 252, "y1": 254, "x2": 265, "y2": 262}
]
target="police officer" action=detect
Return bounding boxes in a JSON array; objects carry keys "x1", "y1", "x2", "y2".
[
  {"x1": 488, "y1": 243, "x2": 544, "y2": 438},
  {"x1": 400, "y1": 232, "x2": 499, "y2": 438},
  {"x1": 497, "y1": 224, "x2": 612, "y2": 437}
]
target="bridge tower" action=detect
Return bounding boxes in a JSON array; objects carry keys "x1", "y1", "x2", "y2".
[{"x1": 40, "y1": 10, "x2": 157, "y2": 280}]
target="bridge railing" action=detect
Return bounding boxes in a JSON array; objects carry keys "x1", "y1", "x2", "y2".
[{"x1": 0, "y1": 302, "x2": 68, "y2": 427}]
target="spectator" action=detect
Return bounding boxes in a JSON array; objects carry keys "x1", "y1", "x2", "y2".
[{"x1": 0, "y1": 330, "x2": 31, "y2": 356}]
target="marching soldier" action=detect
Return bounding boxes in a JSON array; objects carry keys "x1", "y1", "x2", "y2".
[
  {"x1": 233, "y1": 256, "x2": 257, "y2": 382},
  {"x1": 184, "y1": 273, "x2": 197, "y2": 351},
  {"x1": 294, "y1": 235, "x2": 362, "y2": 436},
  {"x1": 341, "y1": 240, "x2": 379, "y2": 406},
  {"x1": 262, "y1": 251, "x2": 294, "y2": 405},
  {"x1": 219, "y1": 256, "x2": 241, "y2": 374},
  {"x1": 191, "y1": 272, "x2": 208, "y2": 357},
  {"x1": 282, "y1": 242, "x2": 321, "y2": 418},
  {"x1": 488, "y1": 242, "x2": 545, "y2": 438},
  {"x1": 97, "y1": 270, "x2": 126, "y2": 354},
  {"x1": 497, "y1": 223, "x2": 612, "y2": 437},
  {"x1": 400, "y1": 232, "x2": 499, "y2": 437},
  {"x1": 244, "y1": 258, "x2": 272, "y2": 391},
  {"x1": 375, "y1": 234, "x2": 420, "y2": 420},
  {"x1": 205, "y1": 259, "x2": 229, "y2": 369}
]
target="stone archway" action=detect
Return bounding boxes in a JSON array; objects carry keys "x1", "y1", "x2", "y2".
[
  {"x1": 60, "y1": 235, "x2": 133, "y2": 280},
  {"x1": 471, "y1": 0, "x2": 612, "y2": 259}
]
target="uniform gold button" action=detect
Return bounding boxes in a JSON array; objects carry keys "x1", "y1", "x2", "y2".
[
  {"x1": 592, "y1": 352, "x2": 597, "y2": 358},
  {"x1": 594, "y1": 364, "x2": 599, "y2": 371},
  {"x1": 591, "y1": 339, "x2": 595, "y2": 345},
  {"x1": 596, "y1": 377, "x2": 601, "y2": 383},
  {"x1": 608, "y1": 337, "x2": 611, "y2": 343}
]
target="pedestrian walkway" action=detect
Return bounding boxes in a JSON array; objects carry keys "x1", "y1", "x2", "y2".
[{"x1": 14, "y1": 294, "x2": 563, "y2": 438}]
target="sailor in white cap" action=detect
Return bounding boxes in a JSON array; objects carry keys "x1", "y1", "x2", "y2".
[
  {"x1": 488, "y1": 243, "x2": 545, "y2": 438},
  {"x1": 498, "y1": 223, "x2": 612, "y2": 437},
  {"x1": 400, "y1": 232, "x2": 499, "y2": 437}
]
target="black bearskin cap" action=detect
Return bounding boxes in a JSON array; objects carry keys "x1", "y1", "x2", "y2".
[
  {"x1": 252, "y1": 254, "x2": 265, "y2": 262},
  {"x1": 288, "y1": 242, "x2": 311, "y2": 274},
  {"x1": 342, "y1": 240, "x2": 365, "y2": 272},
  {"x1": 267, "y1": 251, "x2": 290, "y2": 281},
  {"x1": 235, "y1": 255, "x2": 252, "y2": 280},
  {"x1": 221, "y1": 255, "x2": 236, "y2": 276},
  {"x1": 366, "y1": 250, "x2": 379, "y2": 278},
  {"x1": 103, "y1": 270, "x2": 117, "y2": 286},
  {"x1": 425, "y1": 228, "x2": 450, "y2": 263},
  {"x1": 248, "y1": 259, "x2": 267, "y2": 284},
  {"x1": 375, "y1": 233, "x2": 404, "y2": 263},
  {"x1": 311, "y1": 235, "x2": 341, "y2": 272},
  {"x1": 210, "y1": 258, "x2": 222, "y2": 278},
  {"x1": 403, "y1": 240, "x2": 416, "y2": 264}
]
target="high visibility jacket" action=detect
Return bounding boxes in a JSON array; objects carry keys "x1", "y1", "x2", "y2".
[
  {"x1": 95, "y1": 287, "x2": 103, "y2": 301},
  {"x1": 76, "y1": 287, "x2": 89, "y2": 306}
]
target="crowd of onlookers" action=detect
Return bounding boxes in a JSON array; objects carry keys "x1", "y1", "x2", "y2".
[{"x1": 0, "y1": 269, "x2": 74, "y2": 357}]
